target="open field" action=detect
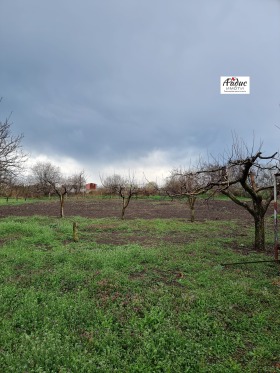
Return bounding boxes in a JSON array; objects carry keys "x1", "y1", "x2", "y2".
[
  {"x1": 0, "y1": 198, "x2": 279, "y2": 372},
  {"x1": 0, "y1": 196, "x2": 259, "y2": 221}
]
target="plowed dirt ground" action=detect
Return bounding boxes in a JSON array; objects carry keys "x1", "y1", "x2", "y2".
[{"x1": 0, "y1": 197, "x2": 271, "y2": 222}]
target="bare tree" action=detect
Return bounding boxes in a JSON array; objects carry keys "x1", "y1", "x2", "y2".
[
  {"x1": 2, "y1": 176, "x2": 22, "y2": 200},
  {"x1": 0, "y1": 102, "x2": 27, "y2": 190},
  {"x1": 101, "y1": 173, "x2": 139, "y2": 219},
  {"x1": 101, "y1": 174, "x2": 124, "y2": 197},
  {"x1": 119, "y1": 180, "x2": 139, "y2": 219},
  {"x1": 31, "y1": 162, "x2": 60, "y2": 197},
  {"x1": 200, "y1": 137, "x2": 280, "y2": 251},
  {"x1": 68, "y1": 170, "x2": 86, "y2": 195},
  {"x1": 31, "y1": 162, "x2": 72, "y2": 217},
  {"x1": 164, "y1": 166, "x2": 207, "y2": 222},
  {"x1": 141, "y1": 181, "x2": 159, "y2": 197},
  {"x1": 0, "y1": 175, "x2": 14, "y2": 202}
]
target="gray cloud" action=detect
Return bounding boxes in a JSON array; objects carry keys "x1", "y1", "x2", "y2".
[{"x1": 1, "y1": 0, "x2": 280, "y2": 181}]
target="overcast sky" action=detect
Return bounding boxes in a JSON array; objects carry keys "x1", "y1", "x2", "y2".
[{"x1": 1, "y1": 0, "x2": 280, "y2": 184}]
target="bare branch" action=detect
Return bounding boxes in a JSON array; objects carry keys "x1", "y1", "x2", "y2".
[
  {"x1": 196, "y1": 137, "x2": 280, "y2": 250},
  {"x1": 0, "y1": 110, "x2": 27, "y2": 187}
]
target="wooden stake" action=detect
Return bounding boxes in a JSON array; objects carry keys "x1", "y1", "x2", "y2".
[{"x1": 73, "y1": 222, "x2": 79, "y2": 242}]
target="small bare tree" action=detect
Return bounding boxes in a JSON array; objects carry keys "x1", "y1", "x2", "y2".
[
  {"x1": 119, "y1": 180, "x2": 139, "y2": 219},
  {"x1": 68, "y1": 171, "x2": 86, "y2": 195},
  {"x1": 101, "y1": 173, "x2": 139, "y2": 219},
  {"x1": 141, "y1": 181, "x2": 159, "y2": 197},
  {"x1": 164, "y1": 166, "x2": 207, "y2": 222},
  {"x1": 30, "y1": 162, "x2": 55, "y2": 197},
  {"x1": 0, "y1": 175, "x2": 14, "y2": 202},
  {"x1": 101, "y1": 174, "x2": 124, "y2": 197},
  {"x1": 31, "y1": 162, "x2": 72, "y2": 217}
]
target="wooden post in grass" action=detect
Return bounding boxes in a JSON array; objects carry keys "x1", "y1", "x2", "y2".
[
  {"x1": 274, "y1": 173, "x2": 280, "y2": 261},
  {"x1": 73, "y1": 222, "x2": 79, "y2": 242}
]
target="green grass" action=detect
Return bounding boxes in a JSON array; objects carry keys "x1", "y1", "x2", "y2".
[
  {"x1": 0, "y1": 198, "x2": 29, "y2": 206},
  {"x1": 0, "y1": 197, "x2": 50, "y2": 206},
  {"x1": 0, "y1": 216, "x2": 279, "y2": 372}
]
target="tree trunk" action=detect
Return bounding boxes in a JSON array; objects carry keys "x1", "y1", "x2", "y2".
[
  {"x1": 190, "y1": 207, "x2": 195, "y2": 222},
  {"x1": 187, "y1": 196, "x2": 196, "y2": 222},
  {"x1": 254, "y1": 215, "x2": 265, "y2": 251},
  {"x1": 121, "y1": 196, "x2": 132, "y2": 219}
]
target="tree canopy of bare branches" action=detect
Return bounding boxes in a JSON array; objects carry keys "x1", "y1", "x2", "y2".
[
  {"x1": 31, "y1": 162, "x2": 61, "y2": 197},
  {"x1": 101, "y1": 173, "x2": 139, "y2": 219},
  {"x1": 0, "y1": 106, "x2": 27, "y2": 188},
  {"x1": 31, "y1": 162, "x2": 85, "y2": 217},
  {"x1": 67, "y1": 171, "x2": 86, "y2": 195},
  {"x1": 164, "y1": 165, "x2": 207, "y2": 222}
]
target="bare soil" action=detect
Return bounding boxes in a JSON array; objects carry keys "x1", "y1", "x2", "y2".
[{"x1": 0, "y1": 197, "x2": 270, "y2": 222}]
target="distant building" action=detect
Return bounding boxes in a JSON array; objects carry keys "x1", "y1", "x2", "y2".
[{"x1": 85, "y1": 183, "x2": 97, "y2": 191}]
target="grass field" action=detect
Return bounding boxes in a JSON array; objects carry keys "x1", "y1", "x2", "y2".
[
  {"x1": 0, "y1": 215, "x2": 279, "y2": 372},
  {"x1": 0, "y1": 197, "x2": 46, "y2": 206},
  {"x1": 0, "y1": 198, "x2": 30, "y2": 206}
]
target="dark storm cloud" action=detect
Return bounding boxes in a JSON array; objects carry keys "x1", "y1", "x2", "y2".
[{"x1": 1, "y1": 0, "x2": 280, "y2": 179}]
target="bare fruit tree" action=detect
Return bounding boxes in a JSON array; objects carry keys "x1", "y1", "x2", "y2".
[
  {"x1": 31, "y1": 162, "x2": 60, "y2": 197},
  {"x1": 141, "y1": 181, "x2": 159, "y2": 197},
  {"x1": 0, "y1": 103, "x2": 27, "y2": 190},
  {"x1": 0, "y1": 175, "x2": 14, "y2": 202},
  {"x1": 31, "y1": 162, "x2": 73, "y2": 217},
  {"x1": 68, "y1": 171, "x2": 86, "y2": 195},
  {"x1": 101, "y1": 174, "x2": 124, "y2": 197},
  {"x1": 101, "y1": 173, "x2": 139, "y2": 219},
  {"x1": 164, "y1": 166, "x2": 207, "y2": 222},
  {"x1": 200, "y1": 137, "x2": 280, "y2": 251}
]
